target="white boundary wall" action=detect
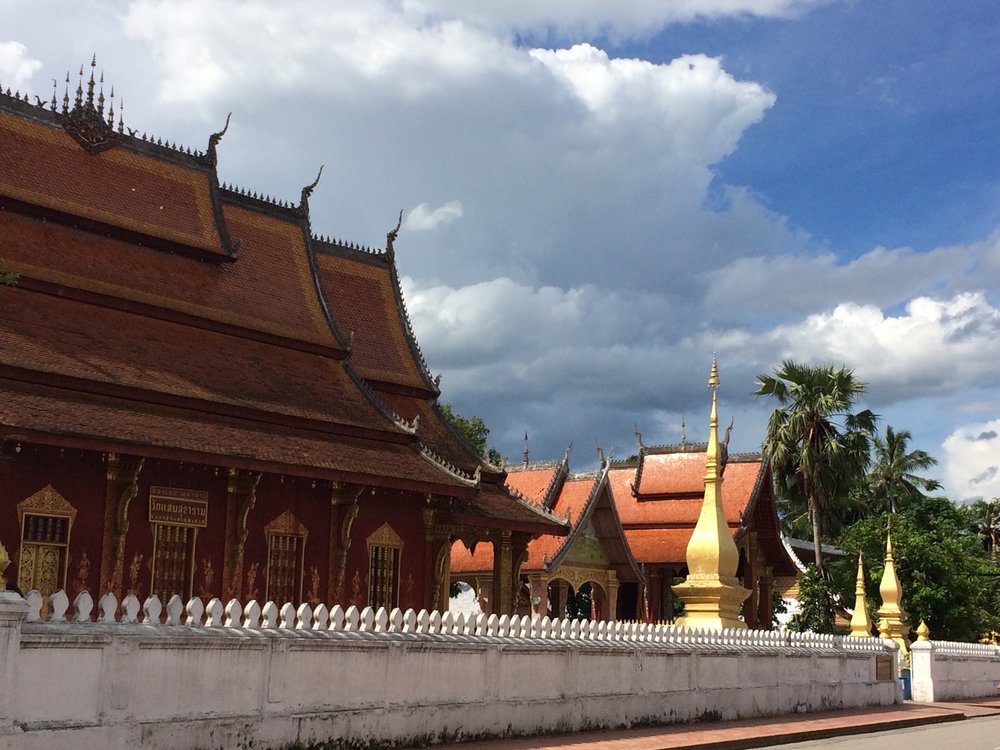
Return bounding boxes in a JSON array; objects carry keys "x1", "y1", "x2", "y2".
[
  {"x1": 0, "y1": 590, "x2": 899, "y2": 750},
  {"x1": 911, "y1": 639, "x2": 1000, "y2": 702}
]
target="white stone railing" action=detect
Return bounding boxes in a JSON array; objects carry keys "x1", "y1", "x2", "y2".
[
  {"x1": 910, "y1": 638, "x2": 1000, "y2": 702},
  {"x1": 24, "y1": 588, "x2": 889, "y2": 654}
]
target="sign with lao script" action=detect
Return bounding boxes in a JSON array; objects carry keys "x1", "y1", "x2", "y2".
[
  {"x1": 149, "y1": 486, "x2": 209, "y2": 528},
  {"x1": 875, "y1": 655, "x2": 894, "y2": 682}
]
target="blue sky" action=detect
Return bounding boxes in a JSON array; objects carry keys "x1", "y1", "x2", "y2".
[{"x1": 3, "y1": 0, "x2": 999, "y2": 500}]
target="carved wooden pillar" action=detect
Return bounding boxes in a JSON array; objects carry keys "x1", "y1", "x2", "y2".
[
  {"x1": 757, "y1": 565, "x2": 774, "y2": 630},
  {"x1": 550, "y1": 580, "x2": 568, "y2": 620},
  {"x1": 606, "y1": 571, "x2": 619, "y2": 622},
  {"x1": 743, "y1": 533, "x2": 759, "y2": 629},
  {"x1": 99, "y1": 453, "x2": 145, "y2": 596},
  {"x1": 222, "y1": 469, "x2": 261, "y2": 603},
  {"x1": 329, "y1": 483, "x2": 362, "y2": 605},
  {"x1": 491, "y1": 530, "x2": 513, "y2": 616}
]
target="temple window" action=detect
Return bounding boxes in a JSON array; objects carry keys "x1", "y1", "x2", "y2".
[
  {"x1": 16, "y1": 486, "x2": 77, "y2": 618},
  {"x1": 264, "y1": 511, "x2": 308, "y2": 605},
  {"x1": 151, "y1": 524, "x2": 195, "y2": 603},
  {"x1": 367, "y1": 523, "x2": 403, "y2": 610},
  {"x1": 148, "y1": 486, "x2": 208, "y2": 604}
]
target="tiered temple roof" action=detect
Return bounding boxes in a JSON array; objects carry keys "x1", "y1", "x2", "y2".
[{"x1": 0, "y1": 64, "x2": 565, "y2": 536}]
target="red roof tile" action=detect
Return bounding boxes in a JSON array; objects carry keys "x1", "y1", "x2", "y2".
[
  {"x1": 0, "y1": 286, "x2": 390, "y2": 431},
  {"x1": 0, "y1": 378, "x2": 464, "y2": 490},
  {"x1": 506, "y1": 467, "x2": 559, "y2": 506},
  {"x1": 315, "y1": 249, "x2": 430, "y2": 391},
  {"x1": 0, "y1": 110, "x2": 229, "y2": 258}
]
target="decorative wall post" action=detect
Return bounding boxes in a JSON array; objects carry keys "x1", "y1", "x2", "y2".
[
  {"x1": 0, "y1": 542, "x2": 29, "y2": 733},
  {"x1": 672, "y1": 359, "x2": 750, "y2": 629}
]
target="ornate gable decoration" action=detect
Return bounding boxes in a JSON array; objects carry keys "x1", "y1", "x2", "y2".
[
  {"x1": 17, "y1": 484, "x2": 78, "y2": 524},
  {"x1": 264, "y1": 510, "x2": 308, "y2": 539},
  {"x1": 59, "y1": 57, "x2": 121, "y2": 155},
  {"x1": 367, "y1": 522, "x2": 403, "y2": 550}
]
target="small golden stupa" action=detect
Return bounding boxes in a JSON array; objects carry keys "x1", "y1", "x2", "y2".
[
  {"x1": 876, "y1": 527, "x2": 910, "y2": 658},
  {"x1": 672, "y1": 358, "x2": 751, "y2": 629},
  {"x1": 849, "y1": 553, "x2": 873, "y2": 637}
]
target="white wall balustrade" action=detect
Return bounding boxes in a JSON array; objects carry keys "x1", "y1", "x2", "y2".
[
  {"x1": 911, "y1": 639, "x2": 1000, "y2": 702},
  {"x1": 0, "y1": 589, "x2": 899, "y2": 750}
]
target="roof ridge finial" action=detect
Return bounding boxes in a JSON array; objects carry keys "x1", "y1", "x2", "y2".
[
  {"x1": 386, "y1": 208, "x2": 403, "y2": 260},
  {"x1": 85, "y1": 55, "x2": 97, "y2": 109},
  {"x1": 62, "y1": 71, "x2": 70, "y2": 114},
  {"x1": 97, "y1": 71, "x2": 106, "y2": 117},
  {"x1": 50, "y1": 78, "x2": 58, "y2": 110},
  {"x1": 634, "y1": 423, "x2": 644, "y2": 450},
  {"x1": 595, "y1": 437, "x2": 605, "y2": 467},
  {"x1": 300, "y1": 164, "x2": 324, "y2": 212},
  {"x1": 75, "y1": 64, "x2": 84, "y2": 108},
  {"x1": 206, "y1": 111, "x2": 232, "y2": 166},
  {"x1": 106, "y1": 86, "x2": 115, "y2": 127},
  {"x1": 523, "y1": 431, "x2": 529, "y2": 467},
  {"x1": 680, "y1": 416, "x2": 686, "y2": 447}
]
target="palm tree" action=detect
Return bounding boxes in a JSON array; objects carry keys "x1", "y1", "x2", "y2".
[
  {"x1": 755, "y1": 361, "x2": 877, "y2": 573},
  {"x1": 866, "y1": 426, "x2": 941, "y2": 513},
  {"x1": 970, "y1": 498, "x2": 1000, "y2": 563}
]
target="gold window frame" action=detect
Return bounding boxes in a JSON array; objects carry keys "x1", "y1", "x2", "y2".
[
  {"x1": 366, "y1": 522, "x2": 403, "y2": 611},
  {"x1": 16, "y1": 485, "x2": 77, "y2": 597}
]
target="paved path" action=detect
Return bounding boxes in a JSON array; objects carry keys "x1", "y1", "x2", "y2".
[{"x1": 426, "y1": 700, "x2": 1000, "y2": 750}]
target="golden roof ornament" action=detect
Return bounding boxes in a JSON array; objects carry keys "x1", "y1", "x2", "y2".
[
  {"x1": 672, "y1": 358, "x2": 750, "y2": 630},
  {"x1": 849, "y1": 552, "x2": 873, "y2": 637}
]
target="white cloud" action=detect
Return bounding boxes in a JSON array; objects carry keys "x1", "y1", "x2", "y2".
[
  {"x1": 943, "y1": 420, "x2": 1000, "y2": 503},
  {"x1": 0, "y1": 41, "x2": 41, "y2": 88},
  {"x1": 406, "y1": 201, "x2": 463, "y2": 232},
  {"x1": 406, "y1": 0, "x2": 831, "y2": 39}
]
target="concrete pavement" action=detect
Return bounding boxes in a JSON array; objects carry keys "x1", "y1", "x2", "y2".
[{"x1": 423, "y1": 700, "x2": 1000, "y2": 750}]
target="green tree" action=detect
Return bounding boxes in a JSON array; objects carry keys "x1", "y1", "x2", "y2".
[
  {"x1": 968, "y1": 498, "x2": 1000, "y2": 563},
  {"x1": 755, "y1": 361, "x2": 877, "y2": 573},
  {"x1": 864, "y1": 426, "x2": 941, "y2": 514},
  {"x1": 787, "y1": 564, "x2": 837, "y2": 634},
  {"x1": 439, "y1": 402, "x2": 503, "y2": 464}
]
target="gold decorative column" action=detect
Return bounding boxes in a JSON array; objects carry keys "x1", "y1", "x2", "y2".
[
  {"x1": 876, "y1": 530, "x2": 910, "y2": 659},
  {"x1": 672, "y1": 359, "x2": 751, "y2": 630},
  {"x1": 849, "y1": 553, "x2": 873, "y2": 637}
]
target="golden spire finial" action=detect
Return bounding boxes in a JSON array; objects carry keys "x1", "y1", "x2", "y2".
[
  {"x1": 708, "y1": 355, "x2": 720, "y2": 388},
  {"x1": 849, "y1": 552, "x2": 873, "y2": 637}
]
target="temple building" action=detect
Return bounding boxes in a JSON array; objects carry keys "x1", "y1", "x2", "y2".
[
  {"x1": 0, "y1": 62, "x2": 566, "y2": 617},
  {"x1": 450, "y1": 447, "x2": 644, "y2": 620},
  {"x1": 607, "y1": 435, "x2": 800, "y2": 627}
]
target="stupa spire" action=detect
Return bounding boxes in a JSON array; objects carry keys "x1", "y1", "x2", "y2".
[
  {"x1": 876, "y1": 523, "x2": 910, "y2": 659},
  {"x1": 672, "y1": 358, "x2": 750, "y2": 630},
  {"x1": 849, "y1": 552, "x2": 873, "y2": 637}
]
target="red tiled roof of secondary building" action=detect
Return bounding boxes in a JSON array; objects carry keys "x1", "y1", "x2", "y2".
[
  {"x1": 0, "y1": 108, "x2": 231, "y2": 261},
  {"x1": 506, "y1": 466, "x2": 561, "y2": 507}
]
